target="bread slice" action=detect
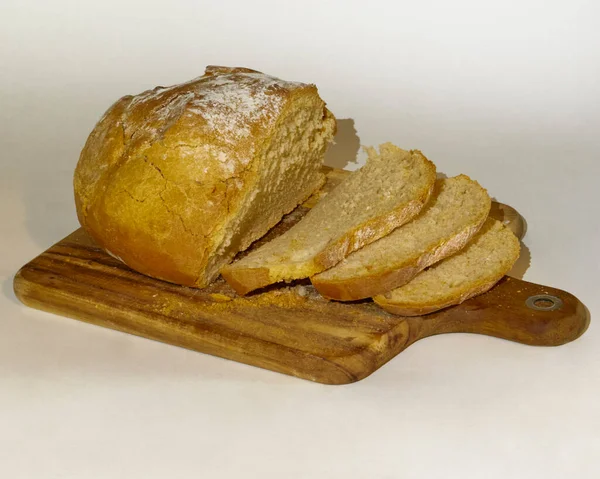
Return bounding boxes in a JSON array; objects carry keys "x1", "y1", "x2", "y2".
[
  {"x1": 374, "y1": 218, "x2": 520, "y2": 315},
  {"x1": 311, "y1": 175, "x2": 491, "y2": 300},
  {"x1": 221, "y1": 144, "x2": 436, "y2": 295}
]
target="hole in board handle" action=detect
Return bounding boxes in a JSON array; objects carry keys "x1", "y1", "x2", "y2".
[{"x1": 525, "y1": 294, "x2": 563, "y2": 311}]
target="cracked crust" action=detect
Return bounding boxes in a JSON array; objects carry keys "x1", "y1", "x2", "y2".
[{"x1": 74, "y1": 66, "x2": 336, "y2": 287}]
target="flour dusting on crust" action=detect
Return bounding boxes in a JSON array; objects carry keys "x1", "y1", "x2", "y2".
[
  {"x1": 125, "y1": 70, "x2": 305, "y2": 145},
  {"x1": 116, "y1": 68, "x2": 307, "y2": 175},
  {"x1": 186, "y1": 73, "x2": 304, "y2": 143}
]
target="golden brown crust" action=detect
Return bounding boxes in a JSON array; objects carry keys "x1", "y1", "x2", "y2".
[
  {"x1": 374, "y1": 276, "x2": 504, "y2": 316},
  {"x1": 74, "y1": 66, "x2": 334, "y2": 288},
  {"x1": 311, "y1": 220, "x2": 485, "y2": 301}
]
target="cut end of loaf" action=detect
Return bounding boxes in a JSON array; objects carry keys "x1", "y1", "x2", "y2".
[
  {"x1": 222, "y1": 144, "x2": 437, "y2": 294},
  {"x1": 203, "y1": 91, "x2": 336, "y2": 285}
]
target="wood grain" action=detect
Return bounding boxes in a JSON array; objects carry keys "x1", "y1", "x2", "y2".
[{"x1": 13, "y1": 169, "x2": 589, "y2": 384}]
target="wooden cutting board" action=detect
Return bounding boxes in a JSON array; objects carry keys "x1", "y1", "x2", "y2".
[{"x1": 14, "y1": 168, "x2": 589, "y2": 384}]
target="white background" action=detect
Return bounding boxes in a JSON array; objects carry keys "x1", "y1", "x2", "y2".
[{"x1": 1, "y1": 1, "x2": 599, "y2": 478}]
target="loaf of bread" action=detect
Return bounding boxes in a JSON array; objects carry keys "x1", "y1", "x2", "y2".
[
  {"x1": 374, "y1": 218, "x2": 520, "y2": 315},
  {"x1": 221, "y1": 144, "x2": 436, "y2": 295},
  {"x1": 74, "y1": 66, "x2": 336, "y2": 287},
  {"x1": 311, "y1": 175, "x2": 491, "y2": 300}
]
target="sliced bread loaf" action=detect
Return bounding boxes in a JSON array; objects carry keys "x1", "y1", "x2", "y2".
[
  {"x1": 221, "y1": 144, "x2": 437, "y2": 295},
  {"x1": 374, "y1": 218, "x2": 520, "y2": 315},
  {"x1": 75, "y1": 66, "x2": 336, "y2": 288},
  {"x1": 311, "y1": 175, "x2": 491, "y2": 300}
]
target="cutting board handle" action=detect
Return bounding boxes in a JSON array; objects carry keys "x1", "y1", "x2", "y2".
[{"x1": 412, "y1": 277, "x2": 590, "y2": 346}]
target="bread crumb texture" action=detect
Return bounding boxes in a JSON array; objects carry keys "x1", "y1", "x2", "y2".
[
  {"x1": 374, "y1": 218, "x2": 520, "y2": 315},
  {"x1": 311, "y1": 175, "x2": 491, "y2": 300},
  {"x1": 74, "y1": 66, "x2": 336, "y2": 287}
]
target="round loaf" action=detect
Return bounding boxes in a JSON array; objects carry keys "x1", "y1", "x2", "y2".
[{"x1": 74, "y1": 66, "x2": 336, "y2": 287}]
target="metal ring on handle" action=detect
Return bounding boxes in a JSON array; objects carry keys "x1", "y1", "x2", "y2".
[{"x1": 525, "y1": 294, "x2": 563, "y2": 311}]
